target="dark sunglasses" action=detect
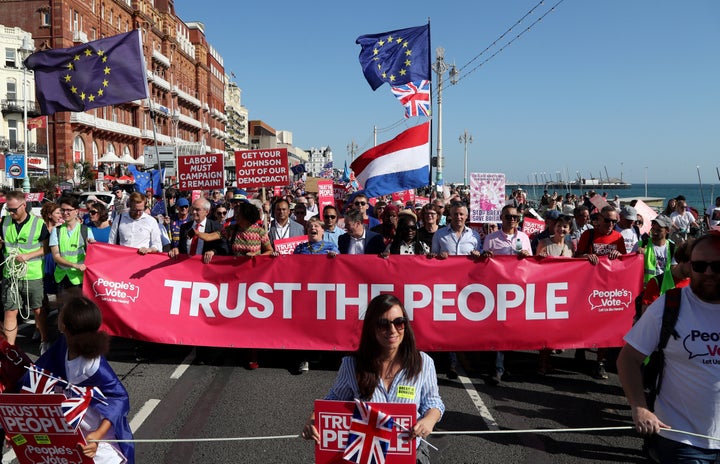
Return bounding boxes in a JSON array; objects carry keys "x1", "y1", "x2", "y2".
[
  {"x1": 179, "y1": 205, "x2": 189, "y2": 209},
  {"x1": 503, "y1": 214, "x2": 520, "y2": 221},
  {"x1": 216, "y1": 210, "x2": 227, "y2": 216},
  {"x1": 691, "y1": 261, "x2": 720, "y2": 274},
  {"x1": 6, "y1": 206, "x2": 23, "y2": 214},
  {"x1": 89, "y1": 210, "x2": 98, "y2": 214},
  {"x1": 324, "y1": 215, "x2": 337, "y2": 219},
  {"x1": 603, "y1": 217, "x2": 619, "y2": 224},
  {"x1": 354, "y1": 201, "x2": 367, "y2": 206},
  {"x1": 376, "y1": 317, "x2": 407, "y2": 331}
]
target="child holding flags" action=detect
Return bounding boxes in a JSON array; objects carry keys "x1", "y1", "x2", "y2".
[{"x1": 28, "y1": 295, "x2": 134, "y2": 463}]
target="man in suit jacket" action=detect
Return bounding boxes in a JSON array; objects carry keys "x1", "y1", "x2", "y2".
[
  {"x1": 338, "y1": 209, "x2": 385, "y2": 254},
  {"x1": 268, "y1": 199, "x2": 305, "y2": 250},
  {"x1": 168, "y1": 198, "x2": 227, "y2": 263}
]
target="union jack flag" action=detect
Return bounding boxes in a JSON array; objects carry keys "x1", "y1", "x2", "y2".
[
  {"x1": 62, "y1": 384, "x2": 106, "y2": 430},
  {"x1": 391, "y1": 80, "x2": 431, "y2": 118},
  {"x1": 21, "y1": 365, "x2": 60, "y2": 394},
  {"x1": 343, "y1": 399, "x2": 395, "y2": 464}
]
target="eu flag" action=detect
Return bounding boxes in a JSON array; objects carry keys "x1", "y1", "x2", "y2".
[
  {"x1": 356, "y1": 24, "x2": 430, "y2": 91},
  {"x1": 24, "y1": 30, "x2": 148, "y2": 115}
]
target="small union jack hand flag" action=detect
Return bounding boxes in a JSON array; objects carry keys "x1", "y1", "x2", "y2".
[
  {"x1": 343, "y1": 399, "x2": 396, "y2": 464},
  {"x1": 21, "y1": 365, "x2": 60, "y2": 394},
  {"x1": 391, "y1": 80, "x2": 431, "y2": 118}
]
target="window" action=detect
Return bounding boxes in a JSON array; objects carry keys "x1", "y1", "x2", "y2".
[
  {"x1": 73, "y1": 10, "x2": 79, "y2": 31},
  {"x1": 73, "y1": 136, "x2": 85, "y2": 163},
  {"x1": 91, "y1": 28, "x2": 96, "y2": 41},
  {"x1": 106, "y1": 142, "x2": 115, "y2": 155},
  {"x1": 6, "y1": 80, "x2": 17, "y2": 101},
  {"x1": 92, "y1": 141, "x2": 99, "y2": 167},
  {"x1": 41, "y1": 10, "x2": 51, "y2": 27},
  {"x1": 122, "y1": 146, "x2": 131, "y2": 160},
  {"x1": 8, "y1": 120, "x2": 18, "y2": 146},
  {"x1": 5, "y1": 48, "x2": 16, "y2": 68}
]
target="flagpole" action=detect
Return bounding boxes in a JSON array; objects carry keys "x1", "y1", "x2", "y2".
[{"x1": 45, "y1": 117, "x2": 50, "y2": 179}]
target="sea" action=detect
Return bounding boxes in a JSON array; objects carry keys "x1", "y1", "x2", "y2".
[{"x1": 510, "y1": 183, "x2": 720, "y2": 213}]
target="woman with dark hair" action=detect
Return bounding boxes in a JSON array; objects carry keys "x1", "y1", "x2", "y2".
[
  {"x1": 371, "y1": 204, "x2": 399, "y2": 246},
  {"x1": 88, "y1": 201, "x2": 112, "y2": 243},
  {"x1": 302, "y1": 294, "x2": 444, "y2": 463},
  {"x1": 382, "y1": 214, "x2": 430, "y2": 256},
  {"x1": 198, "y1": 201, "x2": 272, "y2": 257},
  {"x1": 28, "y1": 295, "x2": 134, "y2": 463}
]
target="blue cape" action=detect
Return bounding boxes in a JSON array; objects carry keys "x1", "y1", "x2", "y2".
[{"x1": 24, "y1": 336, "x2": 135, "y2": 464}]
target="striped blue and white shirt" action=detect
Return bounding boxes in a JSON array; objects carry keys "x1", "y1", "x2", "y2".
[{"x1": 324, "y1": 352, "x2": 445, "y2": 420}]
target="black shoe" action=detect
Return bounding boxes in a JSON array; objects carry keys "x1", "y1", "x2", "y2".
[
  {"x1": 447, "y1": 368, "x2": 458, "y2": 380},
  {"x1": 592, "y1": 362, "x2": 609, "y2": 380},
  {"x1": 487, "y1": 370, "x2": 502, "y2": 386}
]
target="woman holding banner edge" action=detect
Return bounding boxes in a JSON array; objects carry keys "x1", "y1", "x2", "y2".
[{"x1": 301, "y1": 294, "x2": 444, "y2": 463}]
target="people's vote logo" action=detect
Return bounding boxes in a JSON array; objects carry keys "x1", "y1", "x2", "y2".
[
  {"x1": 92, "y1": 278, "x2": 140, "y2": 303},
  {"x1": 587, "y1": 289, "x2": 633, "y2": 313},
  {"x1": 684, "y1": 329, "x2": 720, "y2": 363}
]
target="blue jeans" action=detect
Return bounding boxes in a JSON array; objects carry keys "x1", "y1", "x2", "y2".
[{"x1": 650, "y1": 434, "x2": 720, "y2": 464}]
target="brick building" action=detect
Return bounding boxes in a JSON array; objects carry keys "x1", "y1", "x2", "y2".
[{"x1": 0, "y1": 0, "x2": 227, "y2": 181}]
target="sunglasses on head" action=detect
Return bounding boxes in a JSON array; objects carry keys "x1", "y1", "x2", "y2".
[
  {"x1": 376, "y1": 317, "x2": 407, "y2": 331},
  {"x1": 603, "y1": 217, "x2": 618, "y2": 224},
  {"x1": 691, "y1": 261, "x2": 720, "y2": 274}
]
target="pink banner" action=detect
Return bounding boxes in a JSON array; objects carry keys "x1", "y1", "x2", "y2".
[
  {"x1": 273, "y1": 236, "x2": 308, "y2": 255},
  {"x1": 317, "y1": 181, "x2": 334, "y2": 221},
  {"x1": 522, "y1": 217, "x2": 546, "y2": 239},
  {"x1": 83, "y1": 244, "x2": 643, "y2": 351}
]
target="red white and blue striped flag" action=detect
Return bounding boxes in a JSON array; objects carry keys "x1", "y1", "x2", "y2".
[
  {"x1": 350, "y1": 122, "x2": 430, "y2": 198},
  {"x1": 343, "y1": 399, "x2": 395, "y2": 464},
  {"x1": 392, "y1": 80, "x2": 431, "y2": 118}
]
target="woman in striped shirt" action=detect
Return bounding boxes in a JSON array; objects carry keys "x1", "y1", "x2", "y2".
[{"x1": 302, "y1": 294, "x2": 444, "y2": 463}]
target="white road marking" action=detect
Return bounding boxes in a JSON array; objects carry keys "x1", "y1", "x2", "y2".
[
  {"x1": 456, "y1": 365, "x2": 499, "y2": 430},
  {"x1": 129, "y1": 398, "x2": 161, "y2": 432},
  {"x1": 170, "y1": 348, "x2": 196, "y2": 379}
]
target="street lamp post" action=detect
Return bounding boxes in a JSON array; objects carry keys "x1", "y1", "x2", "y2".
[
  {"x1": 18, "y1": 35, "x2": 35, "y2": 193},
  {"x1": 458, "y1": 129, "x2": 472, "y2": 186}
]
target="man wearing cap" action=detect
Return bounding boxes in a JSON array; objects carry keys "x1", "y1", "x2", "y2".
[
  {"x1": 168, "y1": 197, "x2": 192, "y2": 249},
  {"x1": 616, "y1": 205, "x2": 642, "y2": 253},
  {"x1": 112, "y1": 186, "x2": 128, "y2": 220},
  {"x1": 637, "y1": 215, "x2": 676, "y2": 292}
]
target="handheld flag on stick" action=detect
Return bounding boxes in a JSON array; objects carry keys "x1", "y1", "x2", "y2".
[
  {"x1": 24, "y1": 30, "x2": 148, "y2": 115},
  {"x1": 350, "y1": 122, "x2": 430, "y2": 198},
  {"x1": 356, "y1": 24, "x2": 431, "y2": 91},
  {"x1": 343, "y1": 399, "x2": 395, "y2": 464}
]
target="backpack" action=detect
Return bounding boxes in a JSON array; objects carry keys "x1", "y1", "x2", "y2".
[{"x1": 642, "y1": 287, "x2": 682, "y2": 411}]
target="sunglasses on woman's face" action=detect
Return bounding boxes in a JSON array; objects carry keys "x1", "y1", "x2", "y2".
[
  {"x1": 376, "y1": 317, "x2": 406, "y2": 331},
  {"x1": 216, "y1": 210, "x2": 227, "y2": 216}
]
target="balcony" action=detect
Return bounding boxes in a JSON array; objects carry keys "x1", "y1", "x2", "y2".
[
  {"x1": 151, "y1": 49, "x2": 171, "y2": 68},
  {"x1": 176, "y1": 112, "x2": 202, "y2": 129},
  {"x1": 73, "y1": 30, "x2": 88, "y2": 44},
  {"x1": 1, "y1": 99, "x2": 40, "y2": 117},
  {"x1": 69, "y1": 112, "x2": 142, "y2": 137},
  {"x1": 151, "y1": 73, "x2": 171, "y2": 92},
  {"x1": 1, "y1": 141, "x2": 48, "y2": 154},
  {"x1": 172, "y1": 86, "x2": 201, "y2": 108}
]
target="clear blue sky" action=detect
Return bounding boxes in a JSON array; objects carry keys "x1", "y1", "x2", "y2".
[{"x1": 175, "y1": 0, "x2": 720, "y2": 185}]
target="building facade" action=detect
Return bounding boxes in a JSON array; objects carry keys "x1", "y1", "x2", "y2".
[
  {"x1": 0, "y1": 0, "x2": 228, "y2": 182},
  {"x1": 305, "y1": 146, "x2": 333, "y2": 177},
  {"x1": 1, "y1": 25, "x2": 42, "y2": 186}
]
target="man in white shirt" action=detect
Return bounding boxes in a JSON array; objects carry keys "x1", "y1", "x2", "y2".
[
  {"x1": 431, "y1": 202, "x2": 482, "y2": 258},
  {"x1": 618, "y1": 233, "x2": 720, "y2": 461},
  {"x1": 108, "y1": 192, "x2": 162, "y2": 254}
]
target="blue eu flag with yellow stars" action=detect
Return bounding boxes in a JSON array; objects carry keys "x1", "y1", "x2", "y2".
[
  {"x1": 356, "y1": 24, "x2": 430, "y2": 91},
  {"x1": 24, "y1": 30, "x2": 148, "y2": 115}
]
